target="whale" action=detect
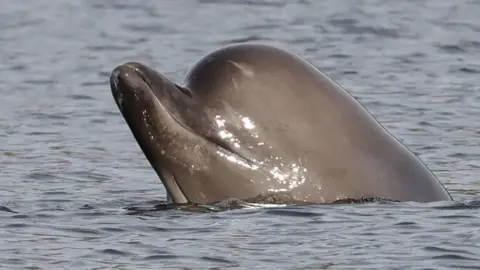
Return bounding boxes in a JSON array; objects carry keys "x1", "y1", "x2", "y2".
[{"x1": 109, "y1": 43, "x2": 452, "y2": 204}]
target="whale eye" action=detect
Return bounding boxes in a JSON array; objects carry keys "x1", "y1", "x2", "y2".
[{"x1": 176, "y1": 85, "x2": 193, "y2": 98}]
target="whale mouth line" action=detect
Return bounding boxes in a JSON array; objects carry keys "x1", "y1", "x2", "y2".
[
  {"x1": 111, "y1": 63, "x2": 252, "y2": 167},
  {"x1": 131, "y1": 65, "x2": 253, "y2": 164},
  {"x1": 111, "y1": 62, "x2": 260, "y2": 204}
]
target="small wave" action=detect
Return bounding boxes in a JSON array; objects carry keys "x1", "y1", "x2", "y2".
[{"x1": 124, "y1": 194, "x2": 400, "y2": 214}]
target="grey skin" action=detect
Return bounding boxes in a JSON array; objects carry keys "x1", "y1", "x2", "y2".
[{"x1": 110, "y1": 43, "x2": 452, "y2": 204}]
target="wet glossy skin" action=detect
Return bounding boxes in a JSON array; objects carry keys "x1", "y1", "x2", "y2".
[{"x1": 110, "y1": 43, "x2": 452, "y2": 204}]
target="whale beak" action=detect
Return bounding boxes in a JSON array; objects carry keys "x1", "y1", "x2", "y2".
[
  {"x1": 110, "y1": 62, "x2": 155, "y2": 113},
  {"x1": 110, "y1": 63, "x2": 193, "y2": 204}
]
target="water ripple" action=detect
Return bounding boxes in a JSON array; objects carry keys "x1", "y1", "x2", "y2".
[{"x1": 0, "y1": 0, "x2": 479, "y2": 269}]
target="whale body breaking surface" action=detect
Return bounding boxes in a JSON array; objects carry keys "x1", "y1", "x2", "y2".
[{"x1": 109, "y1": 43, "x2": 452, "y2": 204}]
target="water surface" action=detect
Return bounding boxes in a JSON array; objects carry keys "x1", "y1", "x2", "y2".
[{"x1": 1, "y1": 0, "x2": 479, "y2": 269}]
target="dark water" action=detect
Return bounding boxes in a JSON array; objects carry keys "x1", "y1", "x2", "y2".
[{"x1": 1, "y1": 0, "x2": 480, "y2": 269}]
